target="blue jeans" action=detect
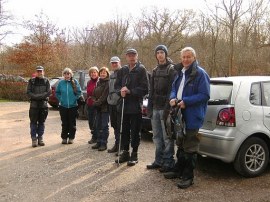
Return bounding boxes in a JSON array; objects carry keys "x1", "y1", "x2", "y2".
[
  {"x1": 88, "y1": 106, "x2": 97, "y2": 140},
  {"x1": 95, "y1": 111, "x2": 109, "y2": 146},
  {"x1": 151, "y1": 109, "x2": 175, "y2": 168}
]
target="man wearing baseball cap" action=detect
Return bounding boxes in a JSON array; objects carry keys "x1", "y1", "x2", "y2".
[
  {"x1": 26, "y1": 66, "x2": 51, "y2": 147},
  {"x1": 114, "y1": 48, "x2": 149, "y2": 166},
  {"x1": 107, "y1": 56, "x2": 122, "y2": 154}
]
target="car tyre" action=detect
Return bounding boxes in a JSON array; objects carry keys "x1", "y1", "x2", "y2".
[{"x1": 234, "y1": 137, "x2": 269, "y2": 177}]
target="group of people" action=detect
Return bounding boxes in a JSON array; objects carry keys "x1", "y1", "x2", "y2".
[{"x1": 26, "y1": 46, "x2": 210, "y2": 189}]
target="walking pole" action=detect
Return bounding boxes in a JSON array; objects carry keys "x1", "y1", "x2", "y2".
[{"x1": 117, "y1": 98, "x2": 125, "y2": 166}]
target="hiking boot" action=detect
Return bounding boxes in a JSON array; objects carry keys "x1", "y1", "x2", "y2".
[
  {"x1": 98, "y1": 145, "x2": 107, "y2": 151},
  {"x1": 62, "y1": 139, "x2": 67, "y2": 144},
  {"x1": 159, "y1": 166, "x2": 173, "y2": 173},
  {"x1": 38, "y1": 137, "x2": 45, "y2": 146},
  {"x1": 127, "y1": 152, "x2": 138, "y2": 166},
  {"x1": 88, "y1": 138, "x2": 97, "y2": 144},
  {"x1": 32, "y1": 138, "x2": 38, "y2": 147},
  {"x1": 177, "y1": 178, "x2": 194, "y2": 189},
  {"x1": 68, "y1": 139, "x2": 74, "y2": 144},
  {"x1": 146, "y1": 163, "x2": 161, "y2": 169},
  {"x1": 115, "y1": 150, "x2": 130, "y2": 164},
  {"x1": 107, "y1": 144, "x2": 118, "y2": 153},
  {"x1": 164, "y1": 171, "x2": 180, "y2": 179},
  {"x1": 92, "y1": 143, "x2": 100, "y2": 149}
]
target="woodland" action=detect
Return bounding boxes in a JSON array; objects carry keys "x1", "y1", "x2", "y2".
[{"x1": 1, "y1": 0, "x2": 270, "y2": 78}]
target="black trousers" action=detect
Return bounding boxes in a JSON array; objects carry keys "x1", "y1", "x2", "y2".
[
  {"x1": 174, "y1": 129, "x2": 199, "y2": 180},
  {"x1": 121, "y1": 113, "x2": 142, "y2": 152},
  {"x1": 59, "y1": 106, "x2": 77, "y2": 140},
  {"x1": 29, "y1": 107, "x2": 48, "y2": 138}
]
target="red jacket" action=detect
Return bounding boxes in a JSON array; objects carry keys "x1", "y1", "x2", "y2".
[{"x1": 86, "y1": 78, "x2": 98, "y2": 106}]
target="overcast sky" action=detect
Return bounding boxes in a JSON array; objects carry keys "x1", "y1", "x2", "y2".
[{"x1": 3, "y1": 0, "x2": 211, "y2": 45}]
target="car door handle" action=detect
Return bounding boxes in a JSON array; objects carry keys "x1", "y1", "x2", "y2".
[{"x1": 265, "y1": 114, "x2": 270, "y2": 118}]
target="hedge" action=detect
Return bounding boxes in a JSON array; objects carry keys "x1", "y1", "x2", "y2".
[{"x1": 0, "y1": 81, "x2": 29, "y2": 101}]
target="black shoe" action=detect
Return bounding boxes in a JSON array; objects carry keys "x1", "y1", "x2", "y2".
[
  {"x1": 92, "y1": 143, "x2": 100, "y2": 149},
  {"x1": 159, "y1": 166, "x2": 173, "y2": 173},
  {"x1": 98, "y1": 145, "x2": 107, "y2": 151},
  {"x1": 164, "y1": 171, "x2": 180, "y2": 179},
  {"x1": 177, "y1": 178, "x2": 194, "y2": 189},
  {"x1": 115, "y1": 150, "x2": 130, "y2": 164},
  {"x1": 108, "y1": 144, "x2": 118, "y2": 153},
  {"x1": 62, "y1": 139, "x2": 67, "y2": 144},
  {"x1": 127, "y1": 152, "x2": 138, "y2": 166},
  {"x1": 88, "y1": 138, "x2": 97, "y2": 144},
  {"x1": 146, "y1": 163, "x2": 161, "y2": 169}
]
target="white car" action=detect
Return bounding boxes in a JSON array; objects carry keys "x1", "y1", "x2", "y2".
[{"x1": 198, "y1": 76, "x2": 270, "y2": 177}]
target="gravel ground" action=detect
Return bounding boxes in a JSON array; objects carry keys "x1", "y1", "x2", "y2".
[{"x1": 1, "y1": 102, "x2": 270, "y2": 202}]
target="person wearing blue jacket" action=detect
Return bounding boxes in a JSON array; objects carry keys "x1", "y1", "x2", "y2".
[
  {"x1": 56, "y1": 68, "x2": 82, "y2": 144},
  {"x1": 164, "y1": 47, "x2": 210, "y2": 189}
]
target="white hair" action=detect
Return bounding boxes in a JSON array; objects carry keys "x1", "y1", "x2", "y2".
[{"x1": 180, "y1": 47, "x2": 196, "y2": 58}]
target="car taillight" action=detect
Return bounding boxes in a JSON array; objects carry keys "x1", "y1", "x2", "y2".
[
  {"x1": 216, "y1": 107, "x2": 236, "y2": 127},
  {"x1": 142, "y1": 106, "x2": 148, "y2": 115},
  {"x1": 51, "y1": 86, "x2": 55, "y2": 94}
]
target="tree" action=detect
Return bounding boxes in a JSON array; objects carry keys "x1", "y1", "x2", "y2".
[
  {"x1": 0, "y1": 0, "x2": 13, "y2": 45},
  {"x1": 134, "y1": 7, "x2": 196, "y2": 69},
  {"x1": 6, "y1": 12, "x2": 69, "y2": 76}
]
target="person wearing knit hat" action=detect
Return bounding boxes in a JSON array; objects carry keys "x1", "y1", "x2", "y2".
[
  {"x1": 107, "y1": 56, "x2": 122, "y2": 154},
  {"x1": 155, "y1": 45, "x2": 168, "y2": 57},
  {"x1": 87, "y1": 66, "x2": 99, "y2": 144},
  {"x1": 146, "y1": 44, "x2": 178, "y2": 173},
  {"x1": 91, "y1": 67, "x2": 110, "y2": 151}
]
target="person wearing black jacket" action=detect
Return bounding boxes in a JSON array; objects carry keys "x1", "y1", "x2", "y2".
[
  {"x1": 114, "y1": 48, "x2": 149, "y2": 166},
  {"x1": 26, "y1": 66, "x2": 51, "y2": 147},
  {"x1": 146, "y1": 45, "x2": 178, "y2": 172}
]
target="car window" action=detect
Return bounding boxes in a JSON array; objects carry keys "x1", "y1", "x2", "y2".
[
  {"x1": 84, "y1": 74, "x2": 90, "y2": 90},
  {"x1": 250, "y1": 83, "x2": 261, "y2": 105},
  {"x1": 262, "y1": 82, "x2": 270, "y2": 107},
  {"x1": 208, "y1": 82, "x2": 232, "y2": 105}
]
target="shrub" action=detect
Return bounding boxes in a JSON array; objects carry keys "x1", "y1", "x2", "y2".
[{"x1": 0, "y1": 81, "x2": 29, "y2": 101}]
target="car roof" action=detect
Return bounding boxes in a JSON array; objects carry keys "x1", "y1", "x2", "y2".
[{"x1": 211, "y1": 76, "x2": 270, "y2": 83}]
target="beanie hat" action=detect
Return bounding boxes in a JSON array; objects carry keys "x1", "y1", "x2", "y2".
[
  {"x1": 155, "y1": 45, "x2": 168, "y2": 56},
  {"x1": 89, "y1": 66, "x2": 99, "y2": 73}
]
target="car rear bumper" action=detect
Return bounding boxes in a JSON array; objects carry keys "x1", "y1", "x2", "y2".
[
  {"x1": 198, "y1": 128, "x2": 244, "y2": 163},
  {"x1": 142, "y1": 116, "x2": 152, "y2": 132}
]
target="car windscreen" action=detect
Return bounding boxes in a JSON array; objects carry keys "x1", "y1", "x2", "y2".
[{"x1": 208, "y1": 81, "x2": 233, "y2": 105}]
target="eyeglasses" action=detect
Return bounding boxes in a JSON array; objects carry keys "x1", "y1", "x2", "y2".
[
  {"x1": 111, "y1": 62, "x2": 118, "y2": 64},
  {"x1": 64, "y1": 72, "x2": 71, "y2": 75},
  {"x1": 36, "y1": 70, "x2": 43, "y2": 72}
]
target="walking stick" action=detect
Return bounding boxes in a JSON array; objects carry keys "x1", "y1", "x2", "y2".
[{"x1": 117, "y1": 98, "x2": 125, "y2": 166}]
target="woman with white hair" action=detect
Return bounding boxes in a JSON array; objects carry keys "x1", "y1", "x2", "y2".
[{"x1": 56, "y1": 67, "x2": 82, "y2": 144}]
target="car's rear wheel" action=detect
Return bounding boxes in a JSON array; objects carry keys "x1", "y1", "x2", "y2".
[{"x1": 234, "y1": 137, "x2": 269, "y2": 177}]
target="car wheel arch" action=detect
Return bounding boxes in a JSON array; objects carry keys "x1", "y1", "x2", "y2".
[{"x1": 234, "y1": 135, "x2": 270, "y2": 177}]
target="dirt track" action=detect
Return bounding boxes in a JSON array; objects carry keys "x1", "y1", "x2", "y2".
[{"x1": 1, "y1": 102, "x2": 270, "y2": 202}]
